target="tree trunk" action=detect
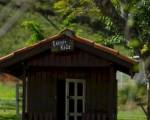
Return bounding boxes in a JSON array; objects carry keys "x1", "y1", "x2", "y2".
[
  {"x1": 144, "y1": 55, "x2": 150, "y2": 120},
  {"x1": 146, "y1": 74, "x2": 150, "y2": 120},
  {"x1": 148, "y1": 84, "x2": 150, "y2": 120},
  {"x1": 147, "y1": 70, "x2": 150, "y2": 120}
]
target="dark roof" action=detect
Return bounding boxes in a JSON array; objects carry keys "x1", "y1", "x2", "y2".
[{"x1": 0, "y1": 29, "x2": 137, "y2": 75}]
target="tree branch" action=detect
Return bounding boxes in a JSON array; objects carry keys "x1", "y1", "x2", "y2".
[{"x1": 94, "y1": 0, "x2": 126, "y2": 32}]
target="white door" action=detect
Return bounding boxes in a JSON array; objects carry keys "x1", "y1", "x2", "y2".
[{"x1": 66, "y1": 79, "x2": 85, "y2": 120}]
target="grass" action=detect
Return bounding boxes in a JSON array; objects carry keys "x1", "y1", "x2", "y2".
[
  {"x1": 0, "y1": 83, "x2": 15, "y2": 100},
  {"x1": 0, "y1": 82, "x2": 17, "y2": 120},
  {"x1": 118, "y1": 109, "x2": 147, "y2": 120},
  {"x1": 0, "y1": 110, "x2": 18, "y2": 120}
]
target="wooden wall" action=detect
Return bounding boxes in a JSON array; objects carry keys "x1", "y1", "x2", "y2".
[
  {"x1": 25, "y1": 67, "x2": 117, "y2": 120},
  {"x1": 26, "y1": 68, "x2": 88, "y2": 119},
  {"x1": 86, "y1": 67, "x2": 117, "y2": 114},
  {"x1": 27, "y1": 70, "x2": 57, "y2": 113},
  {"x1": 26, "y1": 48, "x2": 112, "y2": 67},
  {"x1": 24, "y1": 47, "x2": 117, "y2": 120}
]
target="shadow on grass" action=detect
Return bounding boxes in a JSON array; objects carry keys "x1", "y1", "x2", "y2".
[{"x1": 0, "y1": 115, "x2": 17, "y2": 120}]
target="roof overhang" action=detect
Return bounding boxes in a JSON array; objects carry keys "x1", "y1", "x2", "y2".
[{"x1": 0, "y1": 29, "x2": 137, "y2": 75}]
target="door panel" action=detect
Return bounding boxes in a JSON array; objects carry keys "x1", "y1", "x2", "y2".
[{"x1": 57, "y1": 79, "x2": 65, "y2": 120}]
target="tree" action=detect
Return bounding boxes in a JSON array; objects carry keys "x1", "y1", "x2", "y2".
[
  {"x1": 53, "y1": 0, "x2": 125, "y2": 47},
  {"x1": 93, "y1": 0, "x2": 150, "y2": 119},
  {"x1": 22, "y1": 20, "x2": 44, "y2": 45}
]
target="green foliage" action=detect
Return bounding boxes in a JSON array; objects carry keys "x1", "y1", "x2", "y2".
[
  {"x1": 141, "y1": 43, "x2": 150, "y2": 55},
  {"x1": 101, "y1": 34, "x2": 124, "y2": 48},
  {"x1": 0, "y1": 0, "x2": 140, "y2": 57},
  {"x1": 21, "y1": 21, "x2": 44, "y2": 45},
  {"x1": 132, "y1": 64, "x2": 139, "y2": 73},
  {"x1": 53, "y1": 0, "x2": 117, "y2": 34},
  {"x1": 118, "y1": 79, "x2": 147, "y2": 108},
  {"x1": 118, "y1": 82, "x2": 138, "y2": 104},
  {"x1": 111, "y1": 0, "x2": 150, "y2": 57},
  {"x1": 128, "y1": 38, "x2": 141, "y2": 49},
  {"x1": 128, "y1": 0, "x2": 150, "y2": 55}
]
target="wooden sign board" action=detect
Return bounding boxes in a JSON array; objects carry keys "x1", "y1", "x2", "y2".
[{"x1": 51, "y1": 39, "x2": 74, "y2": 52}]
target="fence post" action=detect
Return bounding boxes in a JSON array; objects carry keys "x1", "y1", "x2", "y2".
[{"x1": 16, "y1": 82, "x2": 19, "y2": 117}]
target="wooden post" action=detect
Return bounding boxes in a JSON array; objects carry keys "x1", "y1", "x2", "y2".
[
  {"x1": 148, "y1": 77, "x2": 150, "y2": 120},
  {"x1": 22, "y1": 76, "x2": 26, "y2": 120},
  {"x1": 16, "y1": 81, "x2": 19, "y2": 117},
  {"x1": 21, "y1": 63, "x2": 28, "y2": 120}
]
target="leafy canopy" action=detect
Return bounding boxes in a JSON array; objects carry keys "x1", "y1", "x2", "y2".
[{"x1": 21, "y1": 20, "x2": 44, "y2": 45}]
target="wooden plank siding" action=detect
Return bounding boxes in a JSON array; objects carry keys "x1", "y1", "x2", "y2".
[
  {"x1": 27, "y1": 70, "x2": 57, "y2": 113},
  {"x1": 85, "y1": 67, "x2": 116, "y2": 113},
  {"x1": 23, "y1": 47, "x2": 117, "y2": 120},
  {"x1": 26, "y1": 48, "x2": 112, "y2": 67},
  {"x1": 25, "y1": 67, "x2": 116, "y2": 120}
]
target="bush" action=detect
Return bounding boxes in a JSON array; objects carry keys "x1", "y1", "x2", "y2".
[{"x1": 118, "y1": 79, "x2": 147, "y2": 108}]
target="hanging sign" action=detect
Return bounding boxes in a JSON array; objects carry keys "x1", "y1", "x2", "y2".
[{"x1": 51, "y1": 39, "x2": 74, "y2": 52}]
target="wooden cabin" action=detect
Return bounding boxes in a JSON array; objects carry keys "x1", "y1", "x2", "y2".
[{"x1": 0, "y1": 29, "x2": 136, "y2": 120}]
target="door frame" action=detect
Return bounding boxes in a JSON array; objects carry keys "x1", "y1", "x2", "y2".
[{"x1": 65, "y1": 78, "x2": 85, "y2": 120}]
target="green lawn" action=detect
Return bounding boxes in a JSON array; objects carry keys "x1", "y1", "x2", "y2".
[
  {"x1": 118, "y1": 109, "x2": 147, "y2": 120},
  {"x1": 0, "y1": 110, "x2": 18, "y2": 120},
  {"x1": 0, "y1": 82, "x2": 17, "y2": 120},
  {"x1": 0, "y1": 82, "x2": 15, "y2": 100}
]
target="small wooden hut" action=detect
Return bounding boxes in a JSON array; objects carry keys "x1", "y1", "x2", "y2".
[{"x1": 0, "y1": 29, "x2": 136, "y2": 120}]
